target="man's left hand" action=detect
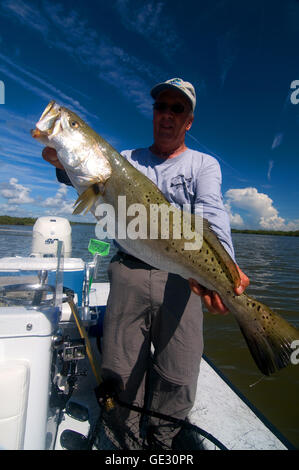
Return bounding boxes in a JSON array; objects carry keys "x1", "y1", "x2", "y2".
[{"x1": 189, "y1": 265, "x2": 249, "y2": 315}]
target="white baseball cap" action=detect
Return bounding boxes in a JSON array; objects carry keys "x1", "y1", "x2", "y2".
[{"x1": 150, "y1": 78, "x2": 196, "y2": 111}]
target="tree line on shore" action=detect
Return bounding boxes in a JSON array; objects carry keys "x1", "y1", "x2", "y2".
[
  {"x1": 231, "y1": 228, "x2": 299, "y2": 237},
  {"x1": 0, "y1": 215, "x2": 94, "y2": 226},
  {"x1": 0, "y1": 215, "x2": 298, "y2": 236}
]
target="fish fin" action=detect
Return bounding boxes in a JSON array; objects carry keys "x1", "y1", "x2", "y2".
[
  {"x1": 201, "y1": 217, "x2": 241, "y2": 289},
  {"x1": 73, "y1": 184, "x2": 103, "y2": 215},
  {"x1": 232, "y1": 295, "x2": 299, "y2": 375}
]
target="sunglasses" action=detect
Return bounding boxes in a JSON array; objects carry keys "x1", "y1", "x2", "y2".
[{"x1": 153, "y1": 101, "x2": 186, "y2": 114}]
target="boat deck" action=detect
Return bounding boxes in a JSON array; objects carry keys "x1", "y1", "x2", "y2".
[{"x1": 50, "y1": 283, "x2": 289, "y2": 451}]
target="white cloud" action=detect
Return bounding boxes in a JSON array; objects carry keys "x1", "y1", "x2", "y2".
[
  {"x1": 267, "y1": 160, "x2": 274, "y2": 181},
  {"x1": 42, "y1": 1, "x2": 164, "y2": 114},
  {"x1": 0, "y1": 177, "x2": 34, "y2": 204},
  {"x1": 0, "y1": 203, "x2": 20, "y2": 213},
  {"x1": 225, "y1": 187, "x2": 299, "y2": 230},
  {"x1": 217, "y1": 28, "x2": 240, "y2": 87},
  {"x1": 41, "y1": 185, "x2": 74, "y2": 215},
  {"x1": 0, "y1": 53, "x2": 99, "y2": 121},
  {"x1": 1, "y1": 0, "x2": 49, "y2": 35},
  {"x1": 0, "y1": 106, "x2": 51, "y2": 178},
  {"x1": 225, "y1": 207, "x2": 244, "y2": 228},
  {"x1": 115, "y1": 0, "x2": 182, "y2": 58},
  {"x1": 41, "y1": 185, "x2": 67, "y2": 206},
  {"x1": 1, "y1": 0, "x2": 166, "y2": 117},
  {"x1": 0, "y1": 178, "x2": 78, "y2": 218},
  {"x1": 271, "y1": 132, "x2": 284, "y2": 150},
  {"x1": 0, "y1": 160, "x2": 59, "y2": 191}
]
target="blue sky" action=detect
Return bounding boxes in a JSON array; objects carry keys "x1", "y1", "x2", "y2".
[{"x1": 0, "y1": 0, "x2": 298, "y2": 229}]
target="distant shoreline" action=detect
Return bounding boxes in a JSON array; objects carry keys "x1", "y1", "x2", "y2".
[
  {"x1": 231, "y1": 229, "x2": 299, "y2": 237},
  {"x1": 0, "y1": 215, "x2": 95, "y2": 226},
  {"x1": 0, "y1": 215, "x2": 298, "y2": 237}
]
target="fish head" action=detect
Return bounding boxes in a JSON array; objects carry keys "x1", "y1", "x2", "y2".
[
  {"x1": 32, "y1": 101, "x2": 113, "y2": 215},
  {"x1": 31, "y1": 101, "x2": 103, "y2": 170},
  {"x1": 32, "y1": 101, "x2": 64, "y2": 145}
]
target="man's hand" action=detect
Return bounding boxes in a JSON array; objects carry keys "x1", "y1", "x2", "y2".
[
  {"x1": 189, "y1": 265, "x2": 249, "y2": 315},
  {"x1": 42, "y1": 147, "x2": 65, "y2": 170}
]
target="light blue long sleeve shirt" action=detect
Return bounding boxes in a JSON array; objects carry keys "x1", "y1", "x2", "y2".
[{"x1": 120, "y1": 147, "x2": 235, "y2": 261}]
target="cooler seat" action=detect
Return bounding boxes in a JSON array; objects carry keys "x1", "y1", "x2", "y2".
[{"x1": 0, "y1": 360, "x2": 30, "y2": 450}]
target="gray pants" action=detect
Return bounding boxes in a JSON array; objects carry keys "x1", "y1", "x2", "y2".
[{"x1": 101, "y1": 253, "x2": 204, "y2": 448}]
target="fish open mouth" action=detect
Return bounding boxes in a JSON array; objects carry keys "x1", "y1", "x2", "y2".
[
  {"x1": 31, "y1": 120, "x2": 61, "y2": 141},
  {"x1": 31, "y1": 128, "x2": 42, "y2": 139},
  {"x1": 32, "y1": 100, "x2": 63, "y2": 140}
]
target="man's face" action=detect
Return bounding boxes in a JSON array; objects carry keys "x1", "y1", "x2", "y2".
[{"x1": 152, "y1": 89, "x2": 194, "y2": 150}]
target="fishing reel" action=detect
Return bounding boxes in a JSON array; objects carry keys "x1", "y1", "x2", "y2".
[{"x1": 95, "y1": 380, "x2": 118, "y2": 412}]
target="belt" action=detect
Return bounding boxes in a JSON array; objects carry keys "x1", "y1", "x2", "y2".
[{"x1": 117, "y1": 251, "x2": 150, "y2": 265}]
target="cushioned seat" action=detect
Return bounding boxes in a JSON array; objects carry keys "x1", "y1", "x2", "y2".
[{"x1": 0, "y1": 361, "x2": 30, "y2": 450}]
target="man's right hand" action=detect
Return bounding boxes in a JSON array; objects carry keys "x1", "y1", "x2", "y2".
[
  {"x1": 189, "y1": 265, "x2": 249, "y2": 315},
  {"x1": 42, "y1": 147, "x2": 65, "y2": 170}
]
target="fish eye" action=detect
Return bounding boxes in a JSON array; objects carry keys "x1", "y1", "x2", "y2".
[{"x1": 70, "y1": 120, "x2": 79, "y2": 128}]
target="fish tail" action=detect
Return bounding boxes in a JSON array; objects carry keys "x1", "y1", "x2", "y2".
[
  {"x1": 230, "y1": 294, "x2": 299, "y2": 375},
  {"x1": 73, "y1": 184, "x2": 101, "y2": 215}
]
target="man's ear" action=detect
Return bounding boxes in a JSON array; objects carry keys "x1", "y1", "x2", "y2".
[{"x1": 186, "y1": 114, "x2": 194, "y2": 131}]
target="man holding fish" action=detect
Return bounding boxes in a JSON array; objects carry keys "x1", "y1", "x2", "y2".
[{"x1": 41, "y1": 78, "x2": 250, "y2": 449}]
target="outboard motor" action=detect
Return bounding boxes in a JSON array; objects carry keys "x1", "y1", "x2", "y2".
[{"x1": 31, "y1": 217, "x2": 72, "y2": 258}]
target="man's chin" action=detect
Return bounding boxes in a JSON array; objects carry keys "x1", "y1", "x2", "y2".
[{"x1": 156, "y1": 131, "x2": 174, "y2": 142}]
